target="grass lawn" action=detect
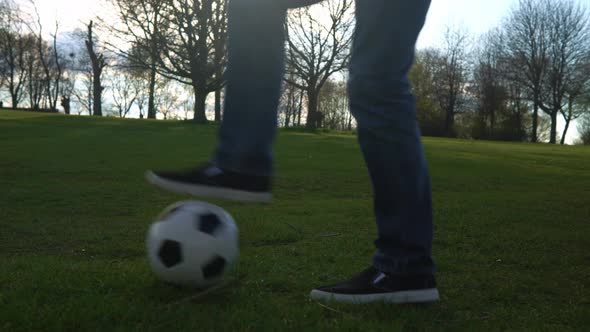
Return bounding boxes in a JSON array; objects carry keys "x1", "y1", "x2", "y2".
[{"x1": 1, "y1": 109, "x2": 589, "y2": 331}]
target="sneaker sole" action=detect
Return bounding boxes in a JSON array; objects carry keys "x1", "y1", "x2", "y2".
[
  {"x1": 309, "y1": 288, "x2": 439, "y2": 304},
  {"x1": 145, "y1": 171, "x2": 272, "y2": 203}
]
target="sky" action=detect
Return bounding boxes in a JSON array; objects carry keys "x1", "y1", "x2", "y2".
[
  {"x1": 24, "y1": 0, "x2": 520, "y2": 46},
  {"x1": 418, "y1": 0, "x2": 516, "y2": 48},
  {"x1": 14, "y1": 0, "x2": 582, "y2": 143}
]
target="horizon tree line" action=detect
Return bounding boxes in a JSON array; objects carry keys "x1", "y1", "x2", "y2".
[{"x1": 0, "y1": 0, "x2": 589, "y2": 144}]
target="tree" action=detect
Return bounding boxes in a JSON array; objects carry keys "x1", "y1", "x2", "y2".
[
  {"x1": 410, "y1": 49, "x2": 445, "y2": 137},
  {"x1": 318, "y1": 78, "x2": 351, "y2": 130},
  {"x1": 560, "y1": 62, "x2": 590, "y2": 144},
  {"x1": 0, "y1": 0, "x2": 33, "y2": 108},
  {"x1": 154, "y1": 0, "x2": 228, "y2": 123},
  {"x1": 109, "y1": 0, "x2": 167, "y2": 119},
  {"x1": 30, "y1": 1, "x2": 64, "y2": 111},
  {"x1": 24, "y1": 36, "x2": 45, "y2": 110},
  {"x1": 279, "y1": 71, "x2": 305, "y2": 128},
  {"x1": 211, "y1": 0, "x2": 227, "y2": 122},
  {"x1": 577, "y1": 113, "x2": 590, "y2": 145},
  {"x1": 432, "y1": 26, "x2": 470, "y2": 137},
  {"x1": 85, "y1": 21, "x2": 106, "y2": 116},
  {"x1": 471, "y1": 30, "x2": 511, "y2": 139},
  {"x1": 498, "y1": 77, "x2": 529, "y2": 141},
  {"x1": 0, "y1": 32, "x2": 35, "y2": 109},
  {"x1": 534, "y1": 0, "x2": 590, "y2": 144},
  {"x1": 502, "y1": 0, "x2": 590, "y2": 144},
  {"x1": 503, "y1": 0, "x2": 551, "y2": 143},
  {"x1": 154, "y1": 78, "x2": 182, "y2": 120},
  {"x1": 111, "y1": 0, "x2": 228, "y2": 122},
  {"x1": 71, "y1": 38, "x2": 94, "y2": 115},
  {"x1": 59, "y1": 52, "x2": 76, "y2": 114},
  {"x1": 131, "y1": 70, "x2": 150, "y2": 119},
  {"x1": 109, "y1": 65, "x2": 140, "y2": 118},
  {"x1": 285, "y1": 0, "x2": 354, "y2": 129}
]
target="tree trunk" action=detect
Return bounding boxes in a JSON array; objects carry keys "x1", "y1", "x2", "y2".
[
  {"x1": 147, "y1": 66, "x2": 157, "y2": 119},
  {"x1": 51, "y1": 31, "x2": 61, "y2": 112},
  {"x1": 490, "y1": 105, "x2": 495, "y2": 138},
  {"x1": 549, "y1": 112, "x2": 558, "y2": 144},
  {"x1": 11, "y1": 94, "x2": 18, "y2": 109},
  {"x1": 561, "y1": 116, "x2": 570, "y2": 145},
  {"x1": 297, "y1": 90, "x2": 303, "y2": 126},
  {"x1": 305, "y1": 90, "x2": 319, "y2": 129},
  {"x1": 60, "y1": 96, "x2": 71, "y2": 115},
  {"x1": 214, "y1": 89, "x2": 222, "y2": 122},
  {"x1": 86, "y1": 21, "x2": 104, "y2": 117},
  {"x1": 531, "y1": 99, "x2": 539, "y2": 143},
  {"x1": 347, "y1": 111, "x2": 353, "y2": 131},
  {"x1": 193, "y1": 86, "x2": 208, "y2": 123},
  {"x1": 445, "y1": 106, "x2": 455, "y2": 137},
  {"x1": 92, "y1": 72, "x2": 103, "y2": 116}
]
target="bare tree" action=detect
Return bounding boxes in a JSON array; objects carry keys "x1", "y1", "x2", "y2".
[
  {"x1": 110, "y1": 0, "x2": 228, "y2": 122},
  {"x1": 560, "y1": 61, "x2": 590, "y2": 144},
  {"x1": 319, "y1": 78, "x2": 350, "y2": 130},
  {"x1": 211, "y1": 0, "x2": 227, "y2": 122},
  {"x1": 132, "y1": 71, "x2": 150, "y2": 119},
  {"x1": 577, "y1": 112, "x2": 590, "y2": 145},
  {"x1": 109, "y1": 66, "x2": 139, "y2": 118},
  {"x1": 71, "y1": 46, "x2": 94, "y2": 115},
  {"x1": 154, "y1": 0, "x2": 228, "y2": 123},
  {"x1": 285, "y1": 0, "x2": 354, "y2": 129},
  {"x1": 536, "y1": 0, "x2": 590, "y2": 144},
  {"x1": 0, "y1": 0, "x2": 33, "y2": 108},
  {"x1": 109, "y1": 0, "x2": 167, "y2": 119},
  {"x1": 471, "y1": 29, "x2": 511, "y2": 139},
  {"x1": 85, "y1": 21, "x2": 106, "y2": 116},
  {"x1": 29, "y1": 1, "x2": 64, "y2": 111},
  {"x1": 0, "y1": 0, "x2": 11, "y2": 92},
  {"x1": 25, "y1": 36, "x2": 44, "y2": 110},
  {"x1": 503, "y1": 0, "x2": 551, "y2": 143},
  {"x1": 59, "y1": 52, "x2": 76, "y2": 114},
  {"x1": 1, "y1": 32, "x2": 34, "y2": 109},
  {"x1": 432, "y1": 26, "x2": 470, "y2": 137},
  {"x1": 279, "y1": 70, "x2": 305, "y2": 128},
  {"x1": 155, "y1": 77, "x2": 182, "y2": 120},
  {"x1": 180, "y1": 90, "x2": 195, "y2": 120},
  {"x1": 410, "y1": 49, "x2": 445, "y2": 136}
]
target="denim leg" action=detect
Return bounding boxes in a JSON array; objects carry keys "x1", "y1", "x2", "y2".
[
  {"x1": 213, "y1": 0, "x2": 288, "y2": 176},
  {"x1": 348, "y1": 0, "x2": 435, "y2": 275},
  {"x1": 214, "y1": 0, "x2": 323, "y2": 176}
]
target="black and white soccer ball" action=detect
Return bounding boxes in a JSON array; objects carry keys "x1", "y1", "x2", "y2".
[{"x1": 146, "y1": 201, "x2": 239, "y2": 288}]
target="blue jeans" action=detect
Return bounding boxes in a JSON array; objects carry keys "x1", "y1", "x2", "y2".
[{"x1": 215, "y1": 0, "x2": 434, "y2": 276}]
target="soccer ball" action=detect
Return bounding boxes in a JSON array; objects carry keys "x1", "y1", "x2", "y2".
[{"x1": 146, "y1": 201, "x2": 239, "y2": 288}]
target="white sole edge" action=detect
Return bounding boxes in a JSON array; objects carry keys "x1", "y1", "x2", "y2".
[
  {"x1": 145, "y1": 171, "x2": 272, "y2": 203},
  {"x1": 309, "y1": 288, "x2": 440, "y2": 304}
]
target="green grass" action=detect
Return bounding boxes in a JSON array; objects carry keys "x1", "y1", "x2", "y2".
[{"x1": 1, "y1": 109, "x2": 589, "y2": 331}]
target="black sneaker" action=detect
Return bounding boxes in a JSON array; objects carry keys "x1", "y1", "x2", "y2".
[
  {"x1": 145, "y1": 164, "x2": 272, "y2": 203},
  {"x1": 310, "y1": 266, "x2": 439, "y2": 304}
]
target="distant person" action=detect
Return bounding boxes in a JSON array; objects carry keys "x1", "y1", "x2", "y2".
[{"x1": 147, "y1": 0, "x2": 438, "y2": 304}]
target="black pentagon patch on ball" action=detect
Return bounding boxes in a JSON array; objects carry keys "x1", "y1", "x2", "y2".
[
  {"x1": 158, "y1": 240, "x2": 182, "y2": 268},
  {"x1": 202, "y1": 255, "x2": 226, "y2": 279},
  {"x1": 197, "y1": 213, "x2": 223, "y2": 236}
]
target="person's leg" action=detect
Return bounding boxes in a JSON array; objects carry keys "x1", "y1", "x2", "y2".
[
  {"x1": 311, "y1": 0, "x2": 437, "y2": 303},
  {"x1": 215, "y1": 0, "x2": 323, "y2": 176},
  {"x1": 147, "y1": 0, "x2": 319, "y2": 202},
  {"x1": 214, "y1": 0, "x2": 289, "y2": 177},
  {"x1": 350, "y1": 0, "x2": 434, "y2": 277}
]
